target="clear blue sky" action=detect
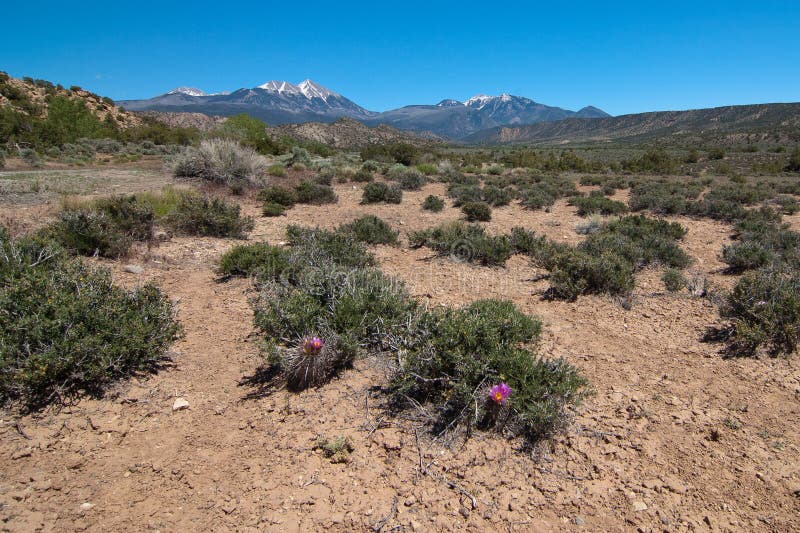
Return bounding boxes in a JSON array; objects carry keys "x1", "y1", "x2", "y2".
[{"x1": 2, "y1": 0, "x2": 798, "y2": 116}]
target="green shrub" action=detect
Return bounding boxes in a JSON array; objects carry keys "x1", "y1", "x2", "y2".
[
  {"x1": 569, "y1": 195, "x2": 628, "y2": 217},
  {"x1": 716, "y1": 270, "x2": 800, "y2": 357},
  {"x1": 707, "y1": 147, "x2": 726, "y2": 160},
  {"x1": 391, "y1": 299, "x2": 587, "y2": 441},
  {"x1": 0, "y1": 233, "x2": 181, "y2": 409},
  {"x1": 352, "y1": 168, "x2": 374, "y2": 182},
  {"x1": 50, "y1": 209, "x2": 132, "y2": 257},
  {"x1": 722, "y1": 215, "x2": 800, "y2": 273},
  {"x1": 545, "y1": 250, "x2": 635, "y2": 301},
  {"x1": 416, "y1": 163, "x2": 438, "y2": 175},
  {"x1": 93, "y1": 195, "x2": 155, "y2": 242},
  {"x1": 285, "y1": 226, "x2": 375, "y2": 269},
  {"x1": 262, "y1": 202, "x2": 286, "y2": 217},
  {"x1": 481, "y1": 185, "x2": 513, "y2": 207},
  {"x1": 422, "y1": 195, "x2": 445, "y2": 212},
  {"x1": 486, "y1": 164, "x2": 504, "y2": 175},
  {"x1": 294, "y1": 181, "x2": 338, "y2": 204},
  {"x1": 622, "y1": 149, "x2": 677, "y2": 174},
  {"x1": 217, "y1": 242, "x2": 291, "y2": 278},
  {"x1": 772, "y1": 195, "x2": 799, "y2": 215},
  {"x1": 361, "y1": 182, "x2": 403, "y2": 204},
  {"x1": 787, "y1": 148, "x2": 800, "y2": 172},
  {"x1": 461, "y1": 201, "x2": 492, "y2": 222},
  {"x1": 165, "y1": 194, "x2": 254, "y2": 238},
  {"x1": 628, "y1": 180, "x2": 702, "y2": 215},
  {"x1": 257, "y1": 185, "x2": 297, "y2": 207},
  {"x1": 267, "y1": 164, "x2": 287, "y2": 177},
  {"x1": 448, "y1": 184, "x2": 483, "y2": 207},
  {"x1": 397, "y1": 169, "x2": 425, "y2": 190},
  {"x1": 662, "y1": 268, "x2": 687, "y2": 292},
  {"x1": 338, "y1": 215, "x2": 399, "y2": 245},
  {"x1": 409, "y1": 221, "x2": 512, "y2": 266},
  {"x1": 581, "y1": 215, "x2": 690, "y2": 269}
]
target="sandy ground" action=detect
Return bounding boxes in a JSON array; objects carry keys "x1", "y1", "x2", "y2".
[{"x1": 1, "y1": 176, "x2": 799, "y2": 532}]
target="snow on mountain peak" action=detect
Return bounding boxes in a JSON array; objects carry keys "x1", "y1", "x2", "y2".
[
  {"x1": 256, "y1": 79, "x2": 338, "y2": 100},
  {"x1": 464, "y1": 94, "x2": 494, "y2": 108},
  {"x1": 167, "y1": 87, "x2": 207, "y2": 97}
]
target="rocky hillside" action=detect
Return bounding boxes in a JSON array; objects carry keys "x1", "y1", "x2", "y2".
[
  {"x1": 0, "y1": 72, "x2": 140, "y2": 127},
  {"x1": 137, "y1": 111, "x2": 226, "y2": 131},
  {"x1": 463, "y1": 103, "x2": 800, "y2": 145},
  {"x1": 265, "y1": 117, "x2": 443, "y2": 148}
]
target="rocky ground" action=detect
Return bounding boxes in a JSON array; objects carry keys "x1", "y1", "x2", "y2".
[{"x1": 1, "y1": 172, "x2": 799, "y2": 532}]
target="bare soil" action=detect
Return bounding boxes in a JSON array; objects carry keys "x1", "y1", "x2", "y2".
[{"x1": 1, "y1": 172, "x2": 799, "y2": 532}]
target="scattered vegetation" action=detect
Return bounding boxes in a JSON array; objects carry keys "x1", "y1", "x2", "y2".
[
  {"x1": 165, "y1": 193, "x2": 254, "y2": 238},
  {"x1": 409, "y1": 222, "x2": 512, "y2": 266},
  {"x1": 173, "y1": 139, "x2": 267, "y2": 189},
  {"x1": 422, "y1": 195, "x2": 445, "y2": 212},
  {"x1": 361, "y1": 182, "x2": 403, "y2": 204},
  {"x1": 337, "y1": 215, "x2": 399, "y2": 245},
  {"x1": 461, "y1": 201, "x2": 492, "y2": 222}
]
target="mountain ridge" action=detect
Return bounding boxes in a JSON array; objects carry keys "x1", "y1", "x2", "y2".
[{"x1": 117, "y1": 80, "x2": 608, "y2": 139}]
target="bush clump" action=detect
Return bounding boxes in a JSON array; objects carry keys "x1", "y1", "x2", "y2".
[
  {"x1": 165, "y1": 194, "x2": 254, "y2": 238},
  {"x1": 217, "y1": 242, "x2": 292, "y2": 278},
  {"x1": 569, "y1": 194, "x2": 628, "y2": 217},
  {"x1": 337, "y1": 215, "x2": 399, "y2": 245},
  {"x1": 294, "y1": 181, "x2": 338, "y2": 205},
  {"x1": 361, "y1": 182, "x2": 403, "y2": 204},
  {"x1": 409, "y1": 221, "x2": 512, "y2": 266},
  {"x1": 391, "y1": 299, "x2": 588, "y2": 441},
  {"x1": 0, "y1": 231, "x2": 181, "y2": 409},
  {"x1": 262, "y1": 202, "x2": 286, "y2": 217},
  {"x1": 714, "y1": 269, "x2": 800, "y2": 357},
  {"x1": 662, "y1": 268, "x2": 687, "y2": 292},
  {"x1": 173, "y1": 139, "x2": 267, "y2": 188},
  {"x1": 461, "y1": 201, "x2": 492, "y2": 222},
  {"x1": 422, "y1": 195, "x2": 445, "y2": 212},
  {"x1": 257, "y1": 185, "x2": 297, "y2": 207}
]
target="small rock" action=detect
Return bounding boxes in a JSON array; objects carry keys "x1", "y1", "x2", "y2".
[
  {"x1": 404, "y1": 496, "x2": 416, "y2": 507},
  {"x1": 632, "y1": 501, "x2": 648, "y2": 512},
  {"x1": 123, "y1": 265, "x2": 144, "y2": 274},
  {"x1": 11, "y1": 449, "x2": 32, "y2": 460},
  {"x1": 80, "y1": 502, "x2": 94, "y2": 511},
  {"x1": 574, "y1": 516, "x2": 585, "y2": 526},
  {"x1": 172, "y1": 397, "x2": 189, "y2": 411}
]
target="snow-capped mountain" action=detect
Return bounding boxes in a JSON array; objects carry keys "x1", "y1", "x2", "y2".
[
  {"x1": 167, "y1": 87, "x2": 207, "y2": 97},
  {"x1": 118, "y1": 82, "x2": 609, "y2": 138}
]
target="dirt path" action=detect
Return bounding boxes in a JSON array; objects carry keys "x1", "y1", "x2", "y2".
[{"x1": 2, "y1": 180, "x2": 800, "y2": 532}]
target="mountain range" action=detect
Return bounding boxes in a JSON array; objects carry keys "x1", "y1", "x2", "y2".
[{"x1": 117, "y1": 80, "x2": 609, "y2": 139}]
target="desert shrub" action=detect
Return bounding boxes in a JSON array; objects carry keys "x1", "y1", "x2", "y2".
[
  {"x1": 622, "y1": 149, "x2": 677, "y2": 174},
  {"x1": 448, "y1": 184, "x2": 483, "y2": 207},
  {"x1": 772, "y1": 195, "x2": 799, "y2": 215},
  {"x1": 569, "y1": 195, "x2": 628, "y2": 216},
  {"x1": 49, "y1": 210, "x2": 132, "y2": 258},
  {"x1": 173, "y1": 139, "x2": 267, "y2": 188},
  {"x1": 519, "y1": 185, "x2": 556, "y2": 210},
  {"x1": 361, "y1": 160, "x2": 380, "y2": 172},
  {"x1": 361, "y1": 182, "x2": 402, "y2": 204},
  {"x1": 93, "y1": 195, "x2": 155, "y2": 242},
  {"x1": 409, "y1": 221, "x2": 512, "y2": 266},
  {"x1": 486, "y1": 164, "x2": 504, "y2": 175},
  {"x1": 0, "y1": 150, "x2": 4, "y2": 169},
  {"x1": 722, "y1": 215, "x2": 800, "y2": 273},
  {"x1": 262, "y1": 202, "x2": 286, "y2": 217},
  {"x1": 217, "y1": 242, "x2": 292, "y2": 278},
  {"x1": 285, "y1": 226, "x2": 375, "y2": 269},
  {"x1": 19, "y1": 148, "x2": 42, "y2": 167},
  {"x1": 545, "y1": 250, "x2": 635, "y2": 301},
  {"x1": 352, "y1": 168, "x2": 374, "y2": 182},
  {"x1": 257, "y1": 185, "x2": 297, "y2": 207},
  {"x1": 715, "y1": 269, "x2": 800, "y2": 357},
  {"x1": 337, "y1": 215, "x2": 399, "y2": 245},
  {"x1": 391, "y1": 299, "x2": 587, "y2": 441},
  {"x1": 133, "y1": 186, "x2": 186, "y2": 218},
  {"x1": 575, "y1": 214, "x2": 604, "y2": 235},
  {"x1": 283, "y1": 334, "x2": 357, "y2": 391},
  {"x1": 397, "y1": 168, "x2": 425, "y2": 190},
  {"x1": 288, "y1": 146, "x2": 311, "y2": 167},
  {"x1": 422, "y1": 195, "x2": 445, "y2": 212},
  {"x1": 707, "y1": 147, "x2": 726, "y2": 160},
  {"x1": 0, "y1": 232, "x2": 181, "y2": 409},
  {"x1": 628, "y1": 180, "x2": 702, "y2": 215},
  {"x1": 267, "y1": 164, "x2": 287, "y2": 177},
  {"x1": 662, "y1": 268, "x2": 687, "y2": 292},
  {"x1": 416, "y1": 163, "x2": 438, "y2": 175},
  {"x1": 787, "y1": 148, "x2": 800, "y2": 172},
  {"x1": 581, "y1": 215, "x2": 689, "y2": 269},
  {"x1": 313, "y1": 434, "x2": 355, "y2": 463},
  {"x1": 315, "y1": 166, "x2": 335, "y2": 185},
  {"x1": 481, "y1": 185, "x2": 513, "y2": 207},
  {"x1": 294, "y1": 181, "x2": 337, "y2": 204},
  {"x1": 165, "y1": 194, "x2": 254, "y2": 238},
  {"x1": 360, "y1": 143, "x2": 419, "y2": 165},
  {"x1": 461, "y1": 201, "x2": 492, "y2": 222}
]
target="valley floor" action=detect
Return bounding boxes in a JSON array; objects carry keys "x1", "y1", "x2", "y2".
[{"x1": 1, "y1": 171, "x2": 799, "y2": 531}]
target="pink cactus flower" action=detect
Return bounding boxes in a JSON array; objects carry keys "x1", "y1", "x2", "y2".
[
  {"x1": 302, "y1": 336, "x2": 324, "y2": 354},
  {"x1": 489, "y1": 382, "x2": 512, "y2": 405}
]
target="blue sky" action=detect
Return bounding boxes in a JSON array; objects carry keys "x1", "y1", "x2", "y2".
[{"x1": 2, "y1": 0, "x2": 798, "y2": 116}]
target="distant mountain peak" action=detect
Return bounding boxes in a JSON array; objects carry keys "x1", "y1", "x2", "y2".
[
  {"x1": 256, "y1": 79, "x2": 338, "y2": 101},
  {"x1": 257, "y1": 80, "x2": 301, "y2": 94},
  {"x1": 464, "y1": 94, "x2": 493, "y2": 108},
  {"x1": 167, "y1": 87, "x2": 207, "y2": 97},
  {"x1": 436, "y1": 99, "x2": 463, "y2": 107}
]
